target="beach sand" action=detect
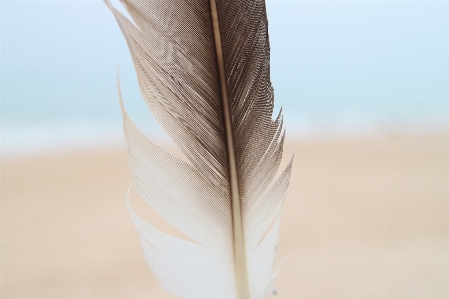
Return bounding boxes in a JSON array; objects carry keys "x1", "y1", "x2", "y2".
[{"x1": 2, "y1": 134, "x2": 448, "y2": 298}]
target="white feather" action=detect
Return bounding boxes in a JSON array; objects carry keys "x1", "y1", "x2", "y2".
[{"x1": 106, "y1": 0, "x2": 293, "y2": 298}]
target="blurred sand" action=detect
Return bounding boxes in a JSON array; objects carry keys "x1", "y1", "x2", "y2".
[{"x1": 2, "y1": 135, "x2": 448, "y2": 299}]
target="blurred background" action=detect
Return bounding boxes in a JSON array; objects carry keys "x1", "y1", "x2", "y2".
[
  {"x1": 1, "y1": 0, "x2": 448, "y2": 298},
  {"x1": 2, "y1": 0, "x2": 448, "y2": 155}
]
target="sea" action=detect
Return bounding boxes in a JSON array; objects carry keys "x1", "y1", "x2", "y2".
[{"x1": 2, "y1": 0, "x2": 448, "y2": 157}]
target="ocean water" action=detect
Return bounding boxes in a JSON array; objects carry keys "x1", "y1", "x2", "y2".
[{"x1": 2, "y1": 0, "x2": 448, "y2": 156}]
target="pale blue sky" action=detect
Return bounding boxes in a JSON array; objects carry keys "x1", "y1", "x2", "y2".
[{"x1": 1, "y1": 0, "x2": 448, "y2": 147}]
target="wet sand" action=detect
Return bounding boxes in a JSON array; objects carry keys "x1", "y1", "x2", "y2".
[{"x1": 2, "y1": 134, "x2": 448, "y2": 298}]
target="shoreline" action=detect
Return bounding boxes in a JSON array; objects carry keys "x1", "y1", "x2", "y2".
[{"x1": 2, "y1": 125, "x2": 448, "y2": 159}]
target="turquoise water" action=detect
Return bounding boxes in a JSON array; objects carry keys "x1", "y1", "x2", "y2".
[{"x1": 2, "y1": 1, "x2": 448, "y2": 155}]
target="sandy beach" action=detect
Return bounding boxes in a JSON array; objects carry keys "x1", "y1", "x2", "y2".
[{"x1": 2, "y1": 134, "x2": 448, "y2": 299}]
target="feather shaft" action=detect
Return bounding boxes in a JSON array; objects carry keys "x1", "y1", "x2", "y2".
[{"x1": 209, "y1": 1, "x2": 250, "y2": 298}]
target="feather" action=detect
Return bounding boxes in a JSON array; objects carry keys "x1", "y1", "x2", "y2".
[{"x1": 104, "y1": 0, "x2": 293, "y2": 298}]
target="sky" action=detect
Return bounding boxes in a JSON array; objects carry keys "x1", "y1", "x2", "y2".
[{"x1": 1, "y1": 0, "x2": 448, "y2": 152}]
